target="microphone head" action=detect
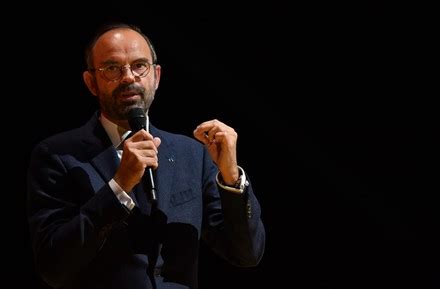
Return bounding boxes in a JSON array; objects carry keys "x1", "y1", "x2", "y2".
[{"x1": 127, "y1": 108, "x2": 146, "y2": 132}]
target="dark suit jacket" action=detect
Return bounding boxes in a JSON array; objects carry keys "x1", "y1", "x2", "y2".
[{"x1": 27, "y1": 112, "x2": 265, "y2": 289}]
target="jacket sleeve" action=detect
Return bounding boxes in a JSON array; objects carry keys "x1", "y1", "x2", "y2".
[
  {"x1": 27, "y1": 142, "x2": 131, "y2": 287},
  {"x1": 200, "y1": 148, "x2": 266, "y2": 267}
]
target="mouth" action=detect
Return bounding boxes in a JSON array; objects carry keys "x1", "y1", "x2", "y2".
[{"x1": 120, "y1": 92, "x2": 141, "y2": 100}]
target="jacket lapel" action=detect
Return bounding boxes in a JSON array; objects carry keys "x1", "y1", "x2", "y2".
[
  {"x1": 89, "y1": 146, "x2": 119, "y2": 183},
  {"x1": 81, "y1": 112, "x2": 119, "y2": 184},
  {"x1": 150, "y1": 125, "x2": 176, "y2": 210}
]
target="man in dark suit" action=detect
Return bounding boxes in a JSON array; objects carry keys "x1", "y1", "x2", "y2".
[{"x1": 27, "y1": 23, "x2": 265, "y2": 289}]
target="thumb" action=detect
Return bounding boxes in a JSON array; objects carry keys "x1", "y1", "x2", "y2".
[{"x1": 153, "y1": 137, "x2": 161, "y2": 148}]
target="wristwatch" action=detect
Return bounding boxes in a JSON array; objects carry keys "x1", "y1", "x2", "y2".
[{"x1": 216, "y1": 166, "x2": 248, "y2": 194}]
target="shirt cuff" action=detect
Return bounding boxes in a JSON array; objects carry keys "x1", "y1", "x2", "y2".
[
  {"x1": 216, "y1": 166, "x2": 249, "y2": 194},
  {"x1": 109, "y1": 179, "x2": 136, "y2": 210}
]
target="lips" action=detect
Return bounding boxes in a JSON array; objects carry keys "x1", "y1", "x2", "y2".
[
  {"x1": 121, "y1": 90, "x2": 140, "y2": 96},
  {"x1": 121, "y1": 93, "x2": 138, "y2": 97},
  {"x1": 120, "y1": 90, "x2": 141, "y2": 98},
  {"x1": 113, "y1": 84, "x2": 144, "y2": 100}
]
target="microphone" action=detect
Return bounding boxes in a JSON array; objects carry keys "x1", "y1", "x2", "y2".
[{"x1": 127, "y1": 108, "x2": 157, "y2": 203}]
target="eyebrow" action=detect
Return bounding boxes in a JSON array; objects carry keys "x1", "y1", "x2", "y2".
[{"x1": 100, "y1": 57, "x2": 152, "y2": 67}]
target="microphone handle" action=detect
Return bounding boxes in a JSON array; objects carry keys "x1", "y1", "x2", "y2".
[
  {"x1": 144, "y1": 115, "x2": 157, "y2": 203},
  {"x1": 146, "y1": 167, "x2": 157, "y2": 203}
]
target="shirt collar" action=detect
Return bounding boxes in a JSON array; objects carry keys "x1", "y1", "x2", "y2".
[
  {"x1": 99, "y1": 114, "x2": 130, "y2": 149},
  {"x1": 99, "y1": 113, "x2": 149, "y2": 149}
]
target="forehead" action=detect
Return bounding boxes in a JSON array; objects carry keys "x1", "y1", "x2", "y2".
[{"x1": 92, "y1": 28, "x2": 152, "y2": 62}]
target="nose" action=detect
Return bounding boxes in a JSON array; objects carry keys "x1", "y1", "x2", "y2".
[{"x1": 119, "y1": 65, "x2": 136, "y2": 83}]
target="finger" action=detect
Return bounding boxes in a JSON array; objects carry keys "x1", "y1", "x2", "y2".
[
  {"x1": 196, "y1": 128, "x2": 222, "y2": 144},
  {"x1": 127, "y1": 130, "x2": 154, "y2": 142},
  {"x1": 194, "y1": 119, "x2": 237, "y2": 144},
  {"x1": 144, "y1": 153, "x2": 159, "y2": 169},
  {"x1": 153, "y1": 137, "x2": 161, "y2": 148},
  {"x1": 212, "y1": 131, "x2": 226, "y2": 143},
  {"x1": 212, "y1": 130, "x2": 237, "y2": 145},
  {"x1": 136, "y1": 139, "x2": 159, "y2": 150},
  {"x1": 194, "y1": 119, "x2": 221, "y2": 137},
  {"x1": 196, "y1": 119, "x2": 221, "y2": 131},
  {"x1": 193, "y1": 127, "x2": 211, "y2": 144},
  {"x1": 138, "y1": 147, "x2": 159, "y2": 158},
  {"x1": 207, "y1": 127, "x2": 226, "y2": 143},
  {"x1": 136, "y1": 157, "x2": 159, "y2": 170}
]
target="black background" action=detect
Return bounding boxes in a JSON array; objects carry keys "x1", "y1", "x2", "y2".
[{"x1": 15, "y1": 1, "x2": 438, "y2": 288}]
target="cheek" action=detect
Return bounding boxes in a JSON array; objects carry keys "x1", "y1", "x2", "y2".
[
  {"x1": 95, "y1": 80, "x2": 114, "y2": 96},
  {"x1": 143, "y1": 77, "x2": 157, "y2": 90}
]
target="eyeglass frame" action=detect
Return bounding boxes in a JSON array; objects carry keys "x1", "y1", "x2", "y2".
[{"x1": 89, "y1": 61, "x2": 157, "y2": 81}]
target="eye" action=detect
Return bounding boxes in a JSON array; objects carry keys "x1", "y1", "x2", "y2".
[
  {"x1": 132, "y1": 62, "x2": 148, "y2": 70},
  {"x1": 105, "y1": 65, "x2": 120, "y2": 72}
]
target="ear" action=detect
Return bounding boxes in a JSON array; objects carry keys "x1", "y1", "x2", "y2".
[
  {"x1": 153, "y1": 64, "x2": 161, "y2": 90},
  {"x1": 83, "y1": 71, "x2": 98, "y2": 96}
]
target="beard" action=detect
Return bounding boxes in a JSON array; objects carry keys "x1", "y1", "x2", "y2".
[{"x1": 99, "y1": 83, "x2": 155, "y2": 121}]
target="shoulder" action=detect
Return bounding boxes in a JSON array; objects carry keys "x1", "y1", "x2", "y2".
[{"x1": 31, "y1": 113, "x2": 102, "y2": 155}]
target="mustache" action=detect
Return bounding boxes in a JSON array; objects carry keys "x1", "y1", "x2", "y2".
[{"x1": 113, "y1": 83, "x2": 145, "y2": 96}]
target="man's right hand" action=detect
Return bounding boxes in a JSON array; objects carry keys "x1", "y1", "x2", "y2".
[{"x1": 114, "y1": 130, "x2": 161, "y2": 192}]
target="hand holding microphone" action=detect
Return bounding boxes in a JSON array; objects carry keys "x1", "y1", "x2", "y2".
[{"x1": 114, "y1": 108, "x2": 160, "y2": 202}]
